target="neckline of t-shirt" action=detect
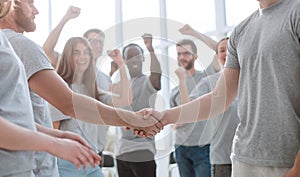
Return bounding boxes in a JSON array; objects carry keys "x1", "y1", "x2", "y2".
[{"x1": 259, "y1": 0, "x2": 284, "y2": 15}]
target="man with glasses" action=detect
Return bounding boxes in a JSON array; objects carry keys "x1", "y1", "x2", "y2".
[{"x1": 170, "y1": 39, "x2": 218, "y2": 177}]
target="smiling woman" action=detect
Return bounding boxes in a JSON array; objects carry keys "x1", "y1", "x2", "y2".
[{"x1": 52, "y1": 37, "x2": 104, "y2": 177}]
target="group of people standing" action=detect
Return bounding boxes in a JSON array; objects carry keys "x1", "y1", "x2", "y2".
[{"x1": 0, "y1": 0, "x2": 299, "y2": 177}]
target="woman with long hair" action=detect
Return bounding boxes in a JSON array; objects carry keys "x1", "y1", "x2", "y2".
[{"x1": 52, "y1": 37, "x2": 104, "y2": 177}]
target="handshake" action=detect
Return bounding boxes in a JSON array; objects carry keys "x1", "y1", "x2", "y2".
[{"x1": 125, "y1": 108, "x2": 168, "y2": 138}]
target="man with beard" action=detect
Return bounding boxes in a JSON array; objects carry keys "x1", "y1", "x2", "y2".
[
  {"x1": 170, "y1": 39, "x2": 218, "y2": 177},
  {"x1": 116, "y1": 34, "x2": 161, "y2": 177},
  {"x1": 0, "y1": 0, "x2": 163, "y2": 176}
]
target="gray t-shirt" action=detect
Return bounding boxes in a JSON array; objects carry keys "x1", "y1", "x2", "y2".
[
  {"x1": 117, "y1": 74, "x2": 158, "y2": 160},
  {"x1": 225, "y1": 0, "x2": 300, "y2": 167},
  {"x1": 4, "y1": 29, "x2": 59, "y2": 176},
  {"x1": 0, "y1": 31, "x2": 36, "y2": 176},
  {"x1": 96, "y1": 68, "x2": 111, "y2": 151},
  {"x1": 190, "y1": 73, "x2": 239, "y2": 164},
  {"x1": 170, "y1": 70, "x2": 207, "y2": 146},
  {"x1": 50, "y1": 84, "x2": 99, "y2": 151},
  {"x1": 170, "y1": 65, "x2": 216, "y2": 146}
]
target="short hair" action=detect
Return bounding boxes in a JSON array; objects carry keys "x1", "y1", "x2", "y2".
[
  {"x1": 216, "y1": 37, "x2": 229, "y2": 54},
  {"x1": 122, "y1": 43, "x2": 144, "y2": 60},
  {"x1": 83, "y1": 28, "x2": 105, "y2": 39},
  {"x1": 176, "y1": 39, "x2": 197, "y2": 55}
]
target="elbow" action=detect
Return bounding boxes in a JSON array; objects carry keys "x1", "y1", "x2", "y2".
[
  {"x1": 57, "y1": 101, "x2": 75, "y2": 118},
  {"x1": 150, "y1": 74, "x2": 162, "y2": 91}
]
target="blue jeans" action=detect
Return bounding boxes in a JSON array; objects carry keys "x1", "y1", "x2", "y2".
[
  {"x1": 57, "y1": 158, "x2": 104, "y2": 177},
  {"x1": 175, "y1": 145, "x2": 211, "y2": 177}
]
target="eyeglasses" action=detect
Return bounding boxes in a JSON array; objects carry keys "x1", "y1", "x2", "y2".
[
  {"x1": 177, "y1": 51, "x2": 193, "y2": 57},
  {"x1": 88, "y1": 39, "x2": 104, "y2": 46}
]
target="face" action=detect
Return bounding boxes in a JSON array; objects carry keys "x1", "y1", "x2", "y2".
[
  {"x1": 123, "y1": 46, "x2": 143, "y2": 78},
  {"x1": 217, "y1": 39, "x2": 228, "y2": 66},
  {"x1": 71, "y1": 42, "x2": 91, "y2": 74},
  {"x1": 176, "y1": 45, "x2": 196, "y2": 70},
  {"x1": 85, "y1": 32, "x2": 104, "y2": 59},
  {"x1": 12, "y1": 0, "x2": 39, "y2": 32}
]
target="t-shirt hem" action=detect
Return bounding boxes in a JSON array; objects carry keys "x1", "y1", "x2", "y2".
[{"x1": 231, "y1": 154, "x2": 293, "y2": 168}]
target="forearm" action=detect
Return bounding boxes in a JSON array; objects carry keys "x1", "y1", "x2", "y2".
[
  {"x1": 43, "y1": 17, "x2": 68, "y2": 49},
  {"x1": 149, "y1": 51, "x2": 162, "y2": 90},
  {"x1": 190, "y1": 31, "x2": 217, "y2": 51},
  {"x1": 178, "y1": 79, "x2": 190, "y2": 104},
  {"x1": 111, "y1": 62, "x2": 132, "y2": 106},
  {"x1": 163, "y1": 68, "x2": 238, "y2": 124},
  {"x1": 29, "y1": 70, "x2": 134, "y2": 127},
  {"x1": 35, "y1": 123, "x2": 62, "y2": 138},
  {"x1": 71, "y1": 92, "x2": 133, "y2": 127},
  {"x1": 163, "y1": 92, "x2": 214, "y2": 124},
  {"x1": 149, "y1": 51, "x2": 162, "y2": 75},
  {"x1": 0, "y1": 117, "x2": 56, "y2": 152}
]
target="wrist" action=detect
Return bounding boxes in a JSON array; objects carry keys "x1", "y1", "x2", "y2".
[
  {"x1": 53, "y1": 129, "x2": 64, "y2": 138},
  {"x1": 116, "y1": 60, "x2": 124, "y2": 67},
  {"x1": 147, "y1": 47, "x2": 154, "y2": 53},
  {"x1": 161, "y1": 110, "x2": 172, "y2": 125}
]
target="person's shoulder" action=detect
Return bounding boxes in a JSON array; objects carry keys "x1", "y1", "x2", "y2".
[
  {"x1": 3, "y1": 29, "x2": 25, "y2": 40},
  {"x1": 0, "y1": 31, "x2": 11, "y2": 48},
  {"x1": 3, "y1": 29, "x2": 38, "y2": 48}
]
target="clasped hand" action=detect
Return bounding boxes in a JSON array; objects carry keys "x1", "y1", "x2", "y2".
[{"x1": 125, "y1": 108, "x2": 166, "y2": 138}]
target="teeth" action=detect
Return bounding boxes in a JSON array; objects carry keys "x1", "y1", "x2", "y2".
[{"x1": 77, "y1": 60, "x2": 87, "y2": 64}]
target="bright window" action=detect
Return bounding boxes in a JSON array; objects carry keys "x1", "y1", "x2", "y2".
[
  {"x1": 225, "y1": 0, "x2": 258, "y2": 26},
  {"x1": 26, "y1": 0, "x2": 115, "y2": 52},
  {"x1": 166, "y1": 0, "x2": 216, "y2": 32}
]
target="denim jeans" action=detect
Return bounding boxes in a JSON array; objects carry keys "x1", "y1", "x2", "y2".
[
  {"x1": 211, "y1": 164, "x2": 231, "y2": 177},
  {"x1": 57, "y1": 158, "x2": 104, "y2": 177},
  {"x1": 175, "y1": 145, "x2": 211, "y2": 177}
]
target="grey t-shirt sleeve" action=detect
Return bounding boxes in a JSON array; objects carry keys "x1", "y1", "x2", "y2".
[
  {"x1": 224, "y1": 28, "x2": 240, "y2": 69},
  {"x1": 291, "y1": 3, "x2": 300, "y2": 39},
  {"x1": 205, "y1": 63, "x2": 217, "y2": 75},
  {"x1": 4, "y1": 30, "x2": 53, "y2": 79}
]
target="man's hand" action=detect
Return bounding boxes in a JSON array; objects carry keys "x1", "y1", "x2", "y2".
[
  {"x1": 142, "y1": 33, "x2": 154, "y2": 52},
  {"x1": 58, "y1": 130, "x2": 92, "y2": 150},
  {"x1": 121, "y1": 108, "x2": 166, "y2": 138},
  {"x1": 48, "y1": 137, "x2": 101, "y2": 170},
  {"x1": 107, "y1": 49, "x2": 124, "y2": 67},
  {"x1": 65, "y1": 6, "x2": 81, "y2": 21},
  {"x1": 129, "y1": 108, "x2": 167, "y2": 138},
  {"x1": 175, "y1": 67, "x2": 187, "y2": 80},
  {"x1": 179, "y1": 24, "x2": 195, "y2": 36}
]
